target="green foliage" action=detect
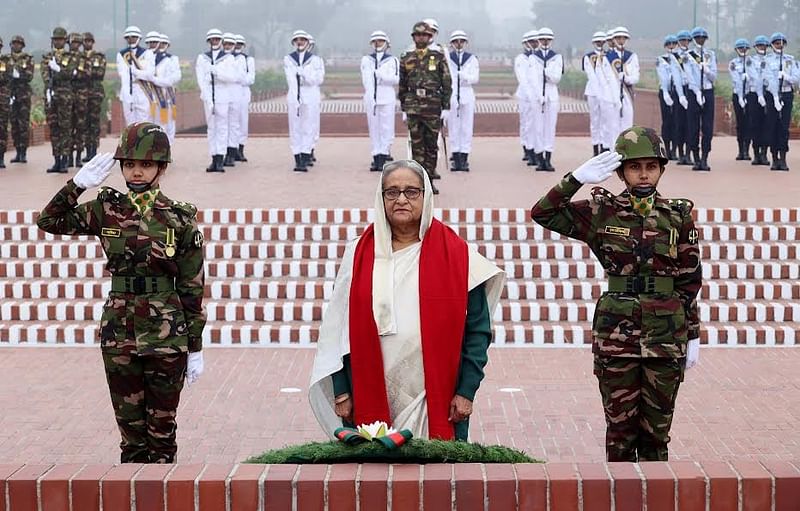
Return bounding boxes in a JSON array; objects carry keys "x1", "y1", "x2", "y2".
[
  {"x1": 252, "y1": 68, "x2": 286, "y2": 94},
  {"x1": 713, "y1": 74, "x2": 733, "y2": 100},
  {"x1": 792, "y1": 100, "x2": 800, "y2": 128},
  {"x1": 559, "y1": 69, "x2": 587, "y2": 94},
  {"x1": 247, "y1": 439, "x2": 538, "y2": 464},
  {"x1": 30, "y1": 103, "x2": 46, "y2": 125}
]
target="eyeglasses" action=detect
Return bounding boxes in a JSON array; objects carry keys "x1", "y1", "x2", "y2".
[{"x1": 382, "y1": 187, "x2": 423, "y2": 200}]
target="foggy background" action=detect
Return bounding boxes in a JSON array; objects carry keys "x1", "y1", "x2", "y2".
[{"x1": 1, "y1": 0, "x2": 796, "y2": 62}]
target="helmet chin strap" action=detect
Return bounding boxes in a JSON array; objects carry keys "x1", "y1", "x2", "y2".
[
  {"x1": 126, "y1": 168, "x2": 162, "y2": 193},
  {"x1": 629, "y1": 184, "x2": 656, "y2": 198}
]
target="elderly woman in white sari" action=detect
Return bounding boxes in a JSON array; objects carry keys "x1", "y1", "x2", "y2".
[{"x1": 309, "y1": 160, "x2": 505, "y2": 441}]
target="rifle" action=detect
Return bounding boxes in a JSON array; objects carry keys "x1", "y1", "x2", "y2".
[
  {"x1": 615, "y1": 54, "x2": 624, "y2": 117},
  {"x1": 296, "y1": 71, "x2": 301, "y2": 117},
  {"x1": 699, "y1": 47, "x2": 705, "y2": 111},
  {"x1": 541, "y1": 49, "x2": 546, "y2": 114},
  {"x1": 210, "y1": 52, "x2": 216, "y2": 115},
  {"x1": 777, "y1": 47, "x2": 784, "y2": 119},
  {"x1": 741, "y1": 54, "x2": 746, "y2": 104},
  {"x1": 373, "y1": 53, "x2": 378, "y2": 116},
  {"x1": 456, "y1": 52, "x2": 462, "y2": 118},
  {"x1": 46, "y1": 49, "x2": 56, "y2": 107}
]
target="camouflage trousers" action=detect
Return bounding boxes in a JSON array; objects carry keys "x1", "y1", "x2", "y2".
[
  {"x1": 71, "y1": 87, "x2": 89, "y2": 152},
  {"x1": 85, "y1": 86, "x2": 104, "y2": 148},
  {"x1": 593, "y1": 355, "x2": 684, "y2": 462},
  {"x1": 0, "y1": 89, "x2": 9, "y2": 153},
  {"x1": 407, "y1": 114, "x2": 441, "y2": 179},
  {"x1": 46, "y1": 88, "x2": 74, "y2": 157},
  {"x1": 102, "y1": 350, "x2": 187, "y2": 463},
  {"x1": 10, "y1": 90, "x2": 31, "y2": 149}
]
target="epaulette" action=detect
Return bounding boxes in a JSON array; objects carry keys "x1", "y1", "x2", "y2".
[
  {"x1": 97, "y1": 186, "x2": 124, "y2": 202},
  {"x1": 591, "y1": 187, "x2": 615, "y2": 204},
  {"x1": 170, "y1": 200, "x2": 198, "y2": 218},
  {"x1": 666, "y1": 198, "x2": 694, "y2": 215}
]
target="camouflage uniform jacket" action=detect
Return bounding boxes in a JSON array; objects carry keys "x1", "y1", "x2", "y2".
[
  {"x1": 398, "y1": 47, "x2": 452, "y2": 116},
  {"x1": 85, "y1": 50, "x2": 107, "y2": 93},
  {"x1": 532, "y1": 175, "x2": 702, "y2": 358},
  {"x1": 8, "y1": 51, "x2": 34, "y2": 94},
  {"x1": 40, "y1": 48, "x2": 78, "y2": 92},
  {"x1": 71, "y1": 50, "x2": 91, "y2": 89},
  {"x1": 37, "y1": 180, "x2": 206, "y2": 356}
]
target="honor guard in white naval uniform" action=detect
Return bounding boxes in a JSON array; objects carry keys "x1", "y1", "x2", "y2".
[
  {"x1": 747, "y1": 35, "x2": 776, "y2": 167},
  {"x1": 684, "y1": 26, "x2": 717, "y2": 171},
  {"x1": 515, "y1": 30, "x2": 538, "y2": 166},
  {"x1": 766, "y1": 32, "x2": 798, "y2": 171},
  {"x1": 234, "y1": 34, "x2": 255, "y2": 162},
  {"x1": 361, "y1": 30, "x2": 399, "y2": 172},
  {"x1": 143, "y1": 31, "x2": 160, "y2": 58},
  {"x1": 220, "y1": 32, "x2": 243, "y2": 168},
  {"x1": 656, "y1": 34, "x2": 687, "y2": 160},
  {"x1": 284, "y1": 30, "x2": 325, "y2": 172},
  {"x1": 583, "y1": 31, "x2": 608, "y2": 155},
  {"x1": 673, "y1": 30, "x2": 694, "y2": 165},
  {"x1": 729, "y1": 38, "x2": 752, "y2": 161},
  {"x1": 307, "y1": 34, "x2": 322, "y2": 164},
  {"x1": 117, "y1": 26, "x2": 154, "y2": 125},
  {"x1": 446, "y1": 30, "x2": 479, "y2": 172},
  {"x1": 196, "y1": 28, "x2": 242, "y2": 172},
  {"x1": 530, "y1": 27, "x2": 562, "y2": 172},
  {"x1": 147, "y1": 33, "x2": 181, "y2": 143},
  {"x1": 601, "y1": 26, "x2": 639, "y2": 146}
]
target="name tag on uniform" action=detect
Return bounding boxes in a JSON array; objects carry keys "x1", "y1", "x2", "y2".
[
  {"x1": 415, "y1": 88, "x2": 427, "y2": 97},
  {"x1": 101, "y1": 227, "x2": 121, "y2": 237},
  {"x1": 604, "y1": 226, "x2": 630, "y2": 237}
]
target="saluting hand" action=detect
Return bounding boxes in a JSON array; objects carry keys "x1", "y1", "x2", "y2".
[
  {"x1": 73, "y1": 152, "x2": 115, "y2": 190},
  {"x1": 571, "y1": 150, "x2": 622, "y2": 185}
]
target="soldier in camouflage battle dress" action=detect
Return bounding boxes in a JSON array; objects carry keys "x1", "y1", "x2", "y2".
[
  {"x1": 41, "y1": 27, "x2": 78, "y2": 173},
  {"x1": 0, "y1": 37, "x2": 10, "y2": 168},
  {"x1": 399, "y1": 21, "x2": 452, "y2": 195},
  {"x1": 532, "y1": 126, "x2": 702, "y2": 462},
  {"x1": 82, "y1": 32, "x2": 106, "y2": 162},
  {"x1": 68, "y1": 32, "x2": 90, "y2": 167},
  {"x1": 37, "y1": 122, "x2": 206, "y2": 463},
  {"x1": 8, "y1": 35, "x2": 34, "y2": 164}
]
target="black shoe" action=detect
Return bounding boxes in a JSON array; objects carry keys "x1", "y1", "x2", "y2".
[
  {"x1": 525, "y1": 149, "x2": 536, "y2": 166},
  {"x1": 592, "y1": 144, "x2": 599, "y2": 157},
  {"x1": 534, "y1": 152, "x2": 545, "y2": 169},
  {"x1": 522, "y1": 147, "x2": 529, "y2": 161},
  {"x1": 461, "y1": 153, "x2": 470, "y2": 172},
  {"x1": 537, "y1": 151, "x2": 555, "y2": 172},
  {"x1": 293, "y1": 154, "x2": 307, "y2": 172},
  {"x1": 66, "y1": 153, "x2": 75, "y2": 168},
  {"x1": 47, "y1": 155, "x2": 61, "y2": 173},
  {"x1": 238, "y1": 144, "x2": 248, "y2": 162},
  {"x1": 310, "y1": 149, "x2": 317, "y2": 162},
  {"x1": 223, "y1": 148, "x2": 236, "y2": 167},
  {"x1": 82, "y1": 147, "x2": 92, "y2": 163},
  {"x1": 10, "y1": 148, "x2": 26, "y2": 163},
  {"x1": 752, "y1": 147, "x2": 762, "y2": 165},
  {"x1": 206, "y1": 155, "x2": 225, "y2": 172},
  {"x1": 779, "y1": 151, "x2": 790, "y2": 171},
  {"x1": 770, "y1": 152, "x2": 781, "y2": 170},
  {"x1": 301, "y1": 153, "x2": 314, "y2": 168},
  {"x1": 376, "y1": 154, "x2": 387, "y2": 171},
  {"x1": 370, "y1": 154, "x2": 380, "y2": 172},
  {"x1": 75, "y1": 150, "x2": 83, "y2": 168},
  {"x1": 234, "y1": 145, "x2": 244, "y2": 162},
  {"x1": 0, "y1": 153, "x2": 5, "y2": 169},
  {"x1": 58, "y1": 155, "x2": 69, "y2": 173},
  {"x1": 430, "y1": 168, "x2": 441, "y2": 180}
]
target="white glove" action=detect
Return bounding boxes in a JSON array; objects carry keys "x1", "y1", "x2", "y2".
[
  {"x1": 695, "y1": 91, "x2": 704, "y2": 106},
  {"x1": 774, "y1": 97, "x2": 783, "y2": 112},
  {"x1": 738, "y1": 96, "x2": 746, "y2": 110},
  {"x1": 48, "y1": 57, "x2": 61, "y2": 73},
  {"x1": 679, "y1": 96, "x2": 689, "y2": 109},
  {"x1": 663, "y1": 94, "x2": 674, "y2": 107},
  {"x1": 73, "y1": 152, "x2": 115, "y2": 189},
  {"x1": 209, "y1": 66, "x2": 218, "y2": 76},
  {"x1": 401, "y1": 112, "x2": 407, "y2": 124},
  {"x1": 46, "y1": 89, "x2": 53, "y2": 104},
  {"x1": 779, "y1": 70, "x2": 789, "y2": 81},
  {"x1": 617, "y1": 71, "x2": 625, "y2": 80},
  {"x1": 440, "y1": 109, "x2": 449, "y2": 121},
  {"x1": 571, "y1": 151, "x2": 623, "y2": 184},
  {"x1": 758, "y1": 96, "x2": 766, "y2": 107},
  {"x1": 186, "y1": 351, "x2": 204, "y2": 385},
  {"x1": 685, "y1": 338, "x2": 700, "y2": 369},
  {"x1": 12, "y1": 68, "x2": 20, "y2": 79}
]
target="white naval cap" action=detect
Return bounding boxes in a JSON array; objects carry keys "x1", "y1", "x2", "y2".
[
  {"x1": 370, "y1": 30, "x2": 389, "y2": 43},
  {"x1": 611, "y1": 26, "x2": 630, "y2": 38},
  {"x1": 157, "y1": 33, "x2": 170, "y2": 44},
  {"x1": 291, "y1": 30, "x2": 311, "y2": 43},
  {"x1": 522, "y1": 30, "x2": 538, "y2": 43},
  {"x1": 538, "y1": 27, "x2": 554, "y2": 40},
  {"x1": 144, "y1": 31, "x2": 161, "y2": 43},
  {"x1": 449, "y1": 30, "x2": 468, "y2": 43},
  {"x1": 592, "y1": 31, "x2": 606, "y2": 42},
  {"x1": 206, "y1": 28, "x2": 223, "y2": 41},
  {"x1": 123, "y1": 26, "x2": 142, "y2": 38},
  {"x1": 222, "y1": 32, "x2": 237, "y2": 43},
  {"x1": 235, "y1": 34, "x2": 246, "y2": 45}
]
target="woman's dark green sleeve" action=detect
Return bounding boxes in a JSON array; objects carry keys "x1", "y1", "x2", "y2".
[
  {"x1": 331, "y1": 354, "x2": 352, "y2": 396},
  {"x1": 456, "y1": 283, "x2": 492, "y2": 401}
]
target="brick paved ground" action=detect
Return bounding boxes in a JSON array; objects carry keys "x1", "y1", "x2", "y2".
[
  {"x1": 2, "y1": 135, "x2": 799, "y2": 210},
  {"x1": 0, "y1": 347, "x2": 797, "y2": 464}
]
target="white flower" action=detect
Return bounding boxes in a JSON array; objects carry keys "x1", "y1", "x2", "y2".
[{"x1": 356, "y1": 421, "x2": 397, "y2": 440}]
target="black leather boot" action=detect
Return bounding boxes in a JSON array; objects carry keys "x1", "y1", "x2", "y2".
[
  {"x1": 57, "y1": 155, "x2": 69, "y2": 173},
  {"x1": 293, "y1": 154, "x2": 307, "y2": 172},
  {"x1": 461, "y1": 152, "x2": 470, "y2": 172},
  {"x1": 238, "y1": 144, "x2": 247, "y2": 162},
  {"x1": 522, "y1": 147, "x2": 529, "y2": 161},
  {"x1": 0, "y1": 152, "x2": 5, "y2": 169},
  {"x1": 66, "y1": 153, "x2": 75, "y2": 168},
  {"x1": 695, "y1": 151, "x2": 710, "y2": 171},
  {"x1": 75, "y1": 149, "x2": 83, "y2": 168},
  {"x1": 370, "y1": 154, "x2": 380, "y2": 172},
  {"x1": 223, "y1": 148, "x2": 236, "y2": 167},
  {"x1": 592, "y1": 144, "x2": 599, "y2": 156},
  {"x1": 691, "y1": 149, "x2": 702, "y2": 170},
  {"x1": 534, "y1": 152, "x2": 545, "y2": 170},
  {"x1": 525, "y1": 149, "x2": 536, "y2": 166},
  {"x1": 11, "y1": 147, "x2": 27, "y2": 163},
  {"x1": 543, "y1": 151, "x2": 555, "y2": 171},
  {"x1": 47, "y1": 155, "x2": 62, "y2": 173},
  {"x1": 301, "y1": 153, "x2": 314, "y2": 168}
]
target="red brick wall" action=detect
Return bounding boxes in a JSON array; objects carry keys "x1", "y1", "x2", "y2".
[{"x1": 2, "y1": 460, "x2": 798, "y2": 510}]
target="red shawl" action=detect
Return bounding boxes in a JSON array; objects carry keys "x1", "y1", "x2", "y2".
[{"x1": 348, "y1": 219, "x2": 468, "y2": 439}]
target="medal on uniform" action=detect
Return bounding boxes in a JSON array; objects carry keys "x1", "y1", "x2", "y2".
[
  {"x1": 428, "y1": 55, "x2": 436, "y2": 71},
  {"x1": 669, "y1": 228, "x2": 678, "y2": 258},
  {"x1": 165, "y1": 228, "x2": 176, "y2": 257}
]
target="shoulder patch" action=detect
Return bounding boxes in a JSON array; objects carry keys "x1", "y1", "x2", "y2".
[
  {"x1": 591, "y1": 187, "x2": 615, "y2": 204},
  {"x1": 667, "y1": 198, "x2": 694, "y2": 215},
  {"x1": 171, "y1": 200, "x2": 198, "y2": 218},
  {"x1": 97, "y1": 186, "x2": 124, "y2": 202}
]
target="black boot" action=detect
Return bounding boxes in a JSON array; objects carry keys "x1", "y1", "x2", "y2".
[
  {"x1": 525, "y1": 149, "x2": 536, "y2": 166},
  {"x1": 206, "y1": 155, "x2": 224, "y2": 172},
  {"x1": 752, "y1": 146, "x2": 763, "y2": 165},
  {"x1": 234, "y1": 145, "x2": 244, "y2": 162},
  {"x1": 735, "y1": 141, "x2": 747, "y2": 160},
  {"x1": 522, "y1": 147, "x2": 529, "y2": 161},
  {"x1": 461, "y1": 152, "x2": 470, "y2": 172},
  {"x1": 238, "y1": 144, "x2": 248, "y2": 162},
  {"x1": 293, "y1": 154, "x2": 307, "y2": 172},
  {"x1": 47, "y1": 155, "x2": 62, "y2": 173},
  {"x1": 694, "y1": 151, "x2": 710, "y2": 171},
  {"x1": 760, "y1": 147, "x2": 771, "y2": 166},
  {"x1": 450, "y1": 152, "x2": 459, "y2": 171},
  {"x1": 82, "y1": 146, "x2": 92, "y2": 163},
  {"x1": 66, "y1": 152, "x2": 75, "y2": 168},
  {"x1": 0, "y1": 152, "x2": 5, "y2": 169},
  {"x1": 10, "y1": 147, "x2": 27, "y2": 163},
  {"x1": 301, "y1": 153, "x2": 313, "y2": 168},
  {"x1": 58, "y1": 155, "x2": 69, "y2": 173},
  {"x1": 223, "y1": 148, "x2": 236, "y2": 167},
  {"x1": 691, "y1": 149, "x2": 702, "y2": 170},
  {"x1": 780, "y1": 151, "x2": 790, "y2": 171},
  {"x1": 742, "y1": 141, "x2": 751, "y2": 161},
  {"x1": 543, "y1": 151, "x2": 555, "y2": 171},
  {"x1": 310, "y1": 149, "x2": 317, "y2": 162},
  {"x1": 75, "y1": 150, "x2": 83, "y2": 168},
  {"x1": 534, "y1": 152, "x2": 545, "y2": 170},
  {"x1": 369, "y1": 154, "x2": 380, "y2": 172},
  {"x1": 592, "y1": 144, "x2": 599, "y2": 156},
  {"x1": 376, "y1": 154, "x2": 387, "y2": 171}
]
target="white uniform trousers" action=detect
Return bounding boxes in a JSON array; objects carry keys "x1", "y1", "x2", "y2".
[
  {"x1": 122, "y1": 89, "x2": 151, "y2": 126},
  {"x1": 227, "y1": 97, "x2": 241, "y2": 150},
  {"x1": 519, "y1": 99, "x2": 535, "y2": 150},
  {"x1": 289, "y1": 101, "x2": 320, "y2": 154},
  {"x1": 366, "y1": 103, "x2": 395, "y2": 155},
  {"x1": 448, "y1": 102, "x2": 475, "y2": 154},
  {"x1": 603, "y1": 93, "x2": 634, "y2": 148},
  {"x1": 204, "y1": 99, "x2": 230, "y2": 156},
  {"x1": 587, "y1": 95, "x2": 604, "y2": 146},
  {"x1": 532, "y1": 99, "x2": 559, "y2": 152},
  {"x1": 239, "y1": 89, "x2": 251, "y2": 145}
]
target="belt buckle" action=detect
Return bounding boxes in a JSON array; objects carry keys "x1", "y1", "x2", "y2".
[{"x1": 132, "y1": 276, "x2": 146, "y2": 294}]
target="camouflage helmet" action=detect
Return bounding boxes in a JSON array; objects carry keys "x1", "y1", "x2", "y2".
[
  {"x1": 69, "y1": 32, "x2": 84, "y2": 44},
  {"x1": 11, "y1": 35, "x2": 25, "y2": 47},
  {"x1": 83, "y1": 32, "x2": 95, "y2": 42},
  {"x1": 411, "y1": 21, "x2": 434, "y2": 37},
  {"x1": 114, "y1": 122, "x2": 172, "y2": 163},
  {"x1": 51, "y1": 27, "x2": 68, "y2": 39},
  {"x1": 614, "y1": 126, "x2": 668, "y2": 165}
]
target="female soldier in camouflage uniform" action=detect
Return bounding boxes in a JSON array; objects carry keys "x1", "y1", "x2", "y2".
[
  {"x1": 37, "y1": 122, "x2": 206, "y2": 463},
  {"x1": 532, "y1": 126, "x2": 702, "y2": 462}
]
